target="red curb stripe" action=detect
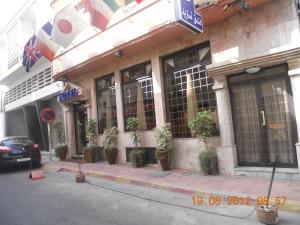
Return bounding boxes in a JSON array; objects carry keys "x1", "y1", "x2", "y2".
[
  {"x1": 130, "y1": 180, "x2": 148, "y2": 187},
  {"x1": 169, "y1": 187, "x2": 196, "y2": 196}
]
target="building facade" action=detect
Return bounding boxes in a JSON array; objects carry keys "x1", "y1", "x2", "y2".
[
  {"x1": 52, "y1": 0, "x2": 300, "y2": 176},
  {"x1": 0, "y1": 0, "x2": 64, "y2": 150}
]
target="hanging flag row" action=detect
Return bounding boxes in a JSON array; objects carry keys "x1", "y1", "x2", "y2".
[{"x1": 22, "y1": 0, "x2": 143, "y2": 72}]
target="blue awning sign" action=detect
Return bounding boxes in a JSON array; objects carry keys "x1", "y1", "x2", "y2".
[{"x1": 174, "y1": 0, "x2": 203, "y2": 33}]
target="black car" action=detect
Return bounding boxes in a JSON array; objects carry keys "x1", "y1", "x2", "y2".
[{"x1": 0, "y1": 136, "x2": 41, "y2": 169}]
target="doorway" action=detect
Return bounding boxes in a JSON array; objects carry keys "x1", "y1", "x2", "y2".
[
  {"x1": 73, "y1": 101, "x2": 87, "y2": 155},
  {"x1": 229, "y1": 65, "x2": 298, "y2": 167}
]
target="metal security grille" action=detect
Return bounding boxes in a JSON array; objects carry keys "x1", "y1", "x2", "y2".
[
  {"x1": 163, "y1": 43, "x2": 217, "y2": 138},
  {"x1": 122, "y1": 62, "x2": 156, "y2": 131},
  {"x1": 96, "y1": 74, "x2": 117, "y2": 134},
  {"x1": 7, "y1": 21, "x2": 20, "y2": 69},
  {"x1": 4, "y1": 67, "x2": 53, "y2": 105}
]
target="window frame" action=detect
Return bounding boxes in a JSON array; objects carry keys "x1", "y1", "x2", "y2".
[
  {"x1": 95, "y1": 73, "x2": 117, "y2": 134},
  {"x1": 162, "y1": 42, "x2": 218, "y2": 138},
  {"x1": 121, "y1": 61, "x2": 156, "y2": 132}
]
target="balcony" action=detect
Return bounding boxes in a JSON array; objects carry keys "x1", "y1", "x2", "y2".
[{"x1": 4, "y1": 66, "x2": 63, "y2": 111}]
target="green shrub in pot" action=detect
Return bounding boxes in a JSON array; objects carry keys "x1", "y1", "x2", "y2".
[
  {"x1": 53, "y1": 121, "x2": 68, "y2": 160},
  {"x1": 188, "y1": 111, "x2": 218, "y2": 175},
  {"x1": 154, "y1": 124, "x2": 172, "y2": 171},
  {"x1": 127, "y1": 117, "x2": 145, "y2": 168},
  {"x1": 103, "y1": 127, "x2": 118, "y2": 164},
  {"x1": 83, "y1": 118, "x2": 101, "y2": 163}
]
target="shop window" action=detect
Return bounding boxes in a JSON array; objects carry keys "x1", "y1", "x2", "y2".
[
  {"x1": 122, "y1": 62, "x2": 156, "y2": 131},
  {"x1": 96, "y1": 74, "x2": 117, "y2": 134},
  {"x1": 163, "y1": 43, "x2": 218, "y2": 138}
]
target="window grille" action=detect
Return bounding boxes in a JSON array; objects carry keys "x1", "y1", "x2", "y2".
[
  {"x1": 4, "y1": 67, "x2": 54, "y2": 105},
  {"x1": 122, "y1": 62, "x2": 156, "y2": 131},
  {"x1": 95, "y1": 74, "x2": 118, "y2": 134},
  {"x1": 163, "y1": 43, "x2": 218, "y2": 138}
]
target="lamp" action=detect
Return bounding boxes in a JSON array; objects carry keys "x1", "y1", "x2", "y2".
[
  {"x1": 114, "y1": 50, "x2": 123, "y2": 57},
  {"x1": 62, "y1": 75, "x2": 69, "y2": 85},
  {"x1": 223, "y1": 0, "x2": 249, "y2": 11},
  {"x1": 245, "y1": 66, "x2": 261, "y2": 74}
]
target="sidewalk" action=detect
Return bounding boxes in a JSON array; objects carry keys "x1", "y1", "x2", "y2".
[{"x1": 43, "y1": 160, "x2": 300, "y2": 213}]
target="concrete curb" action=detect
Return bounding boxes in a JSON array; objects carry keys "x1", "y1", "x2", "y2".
[{"x1": 43, "y1": 164, "x2": 300, "y2": 213}]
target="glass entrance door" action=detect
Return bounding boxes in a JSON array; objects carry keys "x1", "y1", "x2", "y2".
[
  {"x1": 73, "y1": 102, "x2": 87, "y2": 155},
  {"x1": 229, "y1": 65, "x2": 298, "y2": 167}
]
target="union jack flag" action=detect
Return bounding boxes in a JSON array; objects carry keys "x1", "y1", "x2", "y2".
[{"x1": 22, "y1": 35, "x2": 42, "y2": 72}]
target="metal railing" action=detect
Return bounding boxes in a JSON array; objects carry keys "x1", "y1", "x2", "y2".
[{"x1": 4, "y1": 67, "x2": 54, "y2": 105}]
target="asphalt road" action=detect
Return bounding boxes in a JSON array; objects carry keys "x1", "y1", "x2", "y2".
[{"x1": 0, "y1": 165, "x2": 299, "y2": 225}]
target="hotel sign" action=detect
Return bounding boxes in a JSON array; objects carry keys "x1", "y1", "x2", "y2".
[
  {"x1": 58, "y1": 84, "x2": 82, "y2": 103},
  {"x1": 174, "y1": 0, "x2": 203, "y2": 33}
]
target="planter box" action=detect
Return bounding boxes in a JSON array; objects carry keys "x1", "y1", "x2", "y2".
[
  {"x1": 126, "y1": 147, "x2": 156, "y2": 164},
  {"x1": 84, "y1": 146, "x2": 103, "y2": 163}
]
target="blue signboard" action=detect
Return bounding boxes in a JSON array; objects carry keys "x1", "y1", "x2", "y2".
[
  {"x1": 174, "y1": 0, "x2": 203, "y2": 33},
  {"x1": 58, "y1": 88, "x2": 79, "y2": 103}
]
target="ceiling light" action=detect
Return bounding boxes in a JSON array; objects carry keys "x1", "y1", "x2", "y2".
[
  {"x1": 245, "y1": 66, "x2": 261, "y2": 74},
  {"x1": 114, "y1": 50, "x2": 123, "y2": 57}
]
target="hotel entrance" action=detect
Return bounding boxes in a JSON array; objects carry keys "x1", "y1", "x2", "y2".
[
  {"x1": 229, "y1": 65, "x2": 298, "y2": 167},
  {"x1": 73, "y1": 101, "x2": 87, "y2": 155}
]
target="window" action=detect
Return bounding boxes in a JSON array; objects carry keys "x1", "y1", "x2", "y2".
[
  {"x1": 122, "y1": 62, "x2": 156, "y2": 131},
  {"x1": 163, "y1": 43, "x2": 218, "y2": 138},
  {"x1": 7, "y1": 22, "x2": 20, "y2": 69},
  {"x1": 96, "y1": 74, "x2": 117, "y2": 134}
]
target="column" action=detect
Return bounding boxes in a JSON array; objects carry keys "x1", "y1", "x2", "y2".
[
  {"x1": 114, "y1": 70, "x2": 125, "y2": 132},
  {"x1": 90, "y1": 77, "x2": 98, "y2": 120},
  {"x1": 63, "y1": 104, "x2": 76, "y2": 158},
  {"x1": 212, "y1": 75, "x2": 238, "y2": 174},
  {"x1": 288, "y1": 58, "x2": 300, "y2": 170},
  {"x1": 151, "y1": 55, "x2": 167, "y2": 128}
]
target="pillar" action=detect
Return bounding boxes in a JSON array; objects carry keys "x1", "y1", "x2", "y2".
[
  {"x1": 151, "y1": 55, "x2": 167, "y2": 128},
  {"x1": 63, "y1": 104, "x2": 76, "y2": 158},
  {"x1": 212, "y1": 75, "x2": 238, "y2": 174},
  {"x1": 114, "y1": 70, "x2": 125, "y2": 132},
  {"x1": 288, "y1": 58, "x2": 300, "y2": 170}
]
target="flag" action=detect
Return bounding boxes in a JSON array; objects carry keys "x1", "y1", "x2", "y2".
[
  {"x1": 85, "y1": 0, "x2": 120, "y2": 30},
  {"x1": 22, "y1": 35, "x2": 42, "y2": 72},
  {"x1": 37, "y1": 22, "x2": 60, "y2": 61},
  {"x1": 52, "y1": 4, "x2": 88, "y2": 48}
]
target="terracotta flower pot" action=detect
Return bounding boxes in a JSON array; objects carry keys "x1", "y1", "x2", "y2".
[
  {"x1": 105, "y1": 148, "x2": 118, "y2": 165},
  {"x1": 256, "y1": 205, "x2": 278, "y2": 225},
  {"x1": 55, "y1": 145, "x2": 68, "y2": 161},
  {"x1": 159, "y1": 151, "x2": 170, "y2": 171},
  {"x1": 59, "y1": 150, "x2": 67, "y2": 161}
]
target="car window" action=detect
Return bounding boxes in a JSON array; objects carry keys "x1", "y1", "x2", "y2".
[{"x1": 3, "y1": 138, "x2": 33, "y2": 146}]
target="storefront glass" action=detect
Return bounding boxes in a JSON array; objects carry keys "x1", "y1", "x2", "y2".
[
  {"x1": 121, "y1": 61, "x2": 156, "y2": 131},
  {"x1": 96, "y1": 74, "x2": 117, "y2": 134},
  {"x1": 163, "y1": 43, "x2": 218, "y2": 138}
]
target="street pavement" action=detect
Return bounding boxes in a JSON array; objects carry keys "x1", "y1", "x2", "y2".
[{"x1": 0, "y1": 165, "x2": 299, "y2": 225}]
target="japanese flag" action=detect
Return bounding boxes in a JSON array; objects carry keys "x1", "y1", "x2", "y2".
[{"x1": 51, "y1": 4, "x2": 88, "y2": 48}]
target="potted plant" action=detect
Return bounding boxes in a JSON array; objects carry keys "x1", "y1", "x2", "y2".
[
  {"x1": 127, "y1": 117, "x2": 145, "y2": 168},
  {"x1": 103, "y1": 127, "x2": 118, "y2": 164},
  {"x1": 53, "y1": 121, "x2": 68, "y2": 161},
  {"x1": 188, "y1": 111, "x2": 219, "y2": 175},
  {"x1": 83, "y1": 118, "x2": 101, "y2": 163},
  {"x1": 154, "y1": 124, "x2": 172, "y2": 171}
]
